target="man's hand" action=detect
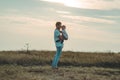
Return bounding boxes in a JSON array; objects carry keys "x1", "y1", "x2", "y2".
[{"x1": 59, "y1": 35, "x2": 64, "y2": 40}]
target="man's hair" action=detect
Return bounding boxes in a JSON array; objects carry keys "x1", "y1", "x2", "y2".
[{"x1": 56, "y1": 22, "x2": 61, "y2": 27}]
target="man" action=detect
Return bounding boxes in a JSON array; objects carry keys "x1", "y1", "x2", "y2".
[{"x1": 52, "y1": 22, "x2": 68, "y2": 69}]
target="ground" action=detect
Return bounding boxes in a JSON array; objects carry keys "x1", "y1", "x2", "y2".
[
  {"x1": 0, "y1": 65, "x2": 120, "y2": 80},
  {"x1": 0, "y1": 51, "x2": 120, "y2": 80}
]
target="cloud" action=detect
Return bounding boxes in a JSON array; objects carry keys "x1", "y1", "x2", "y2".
[
  {"x1": 40, "y1": 0, "x2": 120, "y2": 10},
  {"x1": 0, "y1": 15, "x2": 55, "y2": 37},
  {"x1": 56, "y1": 10, "x2": 71, "y2": 14},
  {"x1": 61, "y1": 15, "x2": 116, "y2": 24},
  {"x1": 80, "y1": 0, "x2": 120, "y2": 10},
  {"x1": 1, "y1": 14, "x2": 114, "y2": 43},
  {"x1": 64, "y1": 22, "x2": 120, "y2": 44},
  {"x1": 101, "y1": 16, "x2": 120, "y2": 19},
  {"x1": 0, "y1": 15, "x2": 54, "y2": 26}
]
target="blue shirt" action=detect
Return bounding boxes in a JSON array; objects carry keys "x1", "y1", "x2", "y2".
[{"x1": 54, "y1": 29, "x2": 63, "y2": 47}]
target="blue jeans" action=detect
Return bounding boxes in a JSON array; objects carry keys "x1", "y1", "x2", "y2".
[{"x1": 52, "y1": 46, "x2": 63, "y2": 68}]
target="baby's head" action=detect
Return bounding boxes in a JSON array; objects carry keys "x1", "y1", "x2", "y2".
[{"x1": 61, "y1": 25, "x2": 66, "y2": 30}]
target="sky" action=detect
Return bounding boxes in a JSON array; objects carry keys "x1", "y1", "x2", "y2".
[{"x1": 0, "y1": 0, "x2": 120, "y2": 52}]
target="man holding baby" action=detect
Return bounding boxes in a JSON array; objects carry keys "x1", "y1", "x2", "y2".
[{"x1": 52, "y1": 22, "x2": 68, "y2": 69}]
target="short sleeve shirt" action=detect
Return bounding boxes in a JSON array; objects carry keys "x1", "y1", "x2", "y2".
[{"x1": 54, "y1": 29, "x2": 63, "y2": 47}]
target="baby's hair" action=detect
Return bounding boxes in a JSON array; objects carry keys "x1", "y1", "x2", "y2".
[
  {"x1": 62, "y1": 25, "x2": 65, "y2": 27},
  {"x1": 62, "y1": 25, "x2": 66, "y2": 28}
]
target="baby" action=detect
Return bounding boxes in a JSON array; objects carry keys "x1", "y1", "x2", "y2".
[{"x1": 60, "y1": 25, "x2": 68, "y2": 43}]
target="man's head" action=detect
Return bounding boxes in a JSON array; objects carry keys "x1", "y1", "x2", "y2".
[
  {"x1": 56, "y1": 22, "x2": 62, "y2": 30},
  {"x1": 61, "y1": 25, "x2": 66, "y2": 30}
]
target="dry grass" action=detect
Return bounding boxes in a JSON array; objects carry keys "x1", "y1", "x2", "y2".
[
  {"x1": 0, "y1": 51, "x2": 120, "y2": 68},
  {"x1": 0, "y1": 51, "x2": 120, "y2": 80}
]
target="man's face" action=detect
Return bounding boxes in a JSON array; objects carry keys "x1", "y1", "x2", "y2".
[{"x1": 57, "y1": 24, "x2": 62, "y2": 29}]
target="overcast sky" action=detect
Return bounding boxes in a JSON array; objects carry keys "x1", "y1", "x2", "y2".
[{"x1": 0, "y1": 0, "x2": 120, "y2": 52}]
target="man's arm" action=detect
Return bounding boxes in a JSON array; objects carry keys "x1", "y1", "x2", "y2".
[{"x1": 59, "y1": 35, "x2": 64, "y2": 40}]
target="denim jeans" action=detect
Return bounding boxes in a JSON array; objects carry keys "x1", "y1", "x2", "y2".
[{"x1": 52, "y1": 46, "x2": 63, "y2": 68}]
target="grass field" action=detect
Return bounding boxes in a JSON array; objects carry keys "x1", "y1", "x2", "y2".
[{"x1": 0, "y1": 51, "x2": 120, "y2": 80}]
